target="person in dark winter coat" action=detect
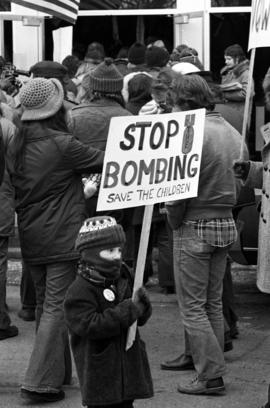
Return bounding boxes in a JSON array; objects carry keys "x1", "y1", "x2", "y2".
[
  {"x1": 68, "y1": 58, "x2": 134, "y2": 265},
  {"x1": 0, "y1": 111, "x2": 18, "y2": 340},
  {"x1": 64, "y1": 216, "x2": 153, "y2": 408},
  {"x1": 5, "y1": 77, "x2": 104, "y2": 404}
]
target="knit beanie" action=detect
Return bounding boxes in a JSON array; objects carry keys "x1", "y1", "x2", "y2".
[
  {"x1": 145, "y1": 45, "x2": 170, "y2": 68},
  {"x1": 20, "y1": 77, "x2": 64, "y2": 122},
  {"x1": 89, "y1": 58, "x2": 123, "y2": 93},
  {"x1": 76, "y1": 216, "x2": 126, "y2": 253},
  {"x1": 30, "y1": 61, "x2": 68, "y2": 79},
  {"x1": 128, "y1": 43, "x2": 146, "y2": 65},
  {"x1": 76, "y1": 216, "x2": 126, "y2": 279}
]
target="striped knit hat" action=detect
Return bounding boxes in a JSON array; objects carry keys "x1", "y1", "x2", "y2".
[
  {"x1": 89, "y1": 57, "x2": 123, "y2": 94},
  {"x1": 76, "y1": 216, "x2": 126, "y2": 252}
]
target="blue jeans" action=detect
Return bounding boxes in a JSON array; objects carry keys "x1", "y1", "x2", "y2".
[
  {"x1": 173, "y1": 224, "x2": 227, "y2": 381},
  {"x1": 22, "y1": 261, "x2": 76, "y2": 393},
  {"x1": 0, "y1": 237, "x2": 11, "y2": 330}
]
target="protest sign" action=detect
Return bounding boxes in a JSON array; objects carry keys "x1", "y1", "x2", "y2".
[
  {"x1": 248, "y1": 0, "x2": 270, "y2": 50},
  {"x1": 96, "y1": 109, "x2": 205, "y2": 350},
  {"x1": 97, "y1": 109, "x2": 205, "y2": 212}
]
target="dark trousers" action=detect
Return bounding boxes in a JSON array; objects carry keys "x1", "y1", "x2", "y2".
[
  {"x1": 20, "y1": 261, "x2": 36, "y2": 311},
  {"x1": 0, "y1": 237, "x2": 11, "y2": 329},
  {"x1": 222, "y1": 257, "x2": 238, "y2": 330},
  {"x1": 155, "y1": 220, "x2": 174, "y2": 289}
]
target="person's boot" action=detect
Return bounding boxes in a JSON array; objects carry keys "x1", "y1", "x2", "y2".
[
  {"x1": 0, "y1": 325, "x2": 18, "y2": 340},
  {"x1": 177, "y1": 376, "x2": 226, "y2": 395},
  {"x1": 21, "y1": 389, "x2": 65, "y2": 403},
  {"x1": 161, "y1": 354, "x2": 194, "y2": 371}
]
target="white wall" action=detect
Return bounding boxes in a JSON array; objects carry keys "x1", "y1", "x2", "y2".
[
  {"x1": 174, "y1": 17, "x2": 204, "y2": 65},
  {"x1": 53, "y1": 27, "x2": 73, "y2": 63},
  {"x1": 11, "y1": 4, "x2": 44, "y2": 70}
]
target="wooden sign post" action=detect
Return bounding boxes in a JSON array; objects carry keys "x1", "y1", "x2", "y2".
[
  {"x1": 126, "y1": 205, "x2": 153, "y2": 350},
  {"x1": 97, "y1": 110, "x2": 206, "y2": 350}
]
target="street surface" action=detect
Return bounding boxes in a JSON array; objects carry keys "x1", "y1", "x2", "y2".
[{"x1": 1, "y1": 262, "x2": 270, "y2": 408}]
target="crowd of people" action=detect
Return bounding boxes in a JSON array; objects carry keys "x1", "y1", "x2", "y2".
[{"x1": 0, "y1": 38, "x2": 269, "y2": 407}]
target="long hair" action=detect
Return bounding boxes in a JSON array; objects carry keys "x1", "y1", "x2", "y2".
[
  {"x1": 224, "y1": 44, "x2": 246, "y2": 64},
  {"x1": 13, "y1": 105, "x2": 68, "y2": 175},
  {"x1": 170, "y1": 74, "x2": 215, "y2": 111}
]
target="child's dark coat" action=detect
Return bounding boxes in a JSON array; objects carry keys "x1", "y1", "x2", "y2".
[{"x1": 64, "y1": 272, "x2": 153, "y2": 406}]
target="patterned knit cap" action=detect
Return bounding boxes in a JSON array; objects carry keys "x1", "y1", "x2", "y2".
[
  {"x1": 76, "y1": 216, "x2": 126, "y2": 252},
  {"x1": 89, "y1": 58, "x2": 123, "y2": 93},
  {"x1": 20, "y1": 77, "x2": 64, "y2": 121}
]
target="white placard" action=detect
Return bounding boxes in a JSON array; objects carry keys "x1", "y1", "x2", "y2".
[
  {"x1": 97, "y1": 109, "x2": 205, "y2": 211},
  {"x1": 248, "y1": 0, "x2": 270, "y2": 50}
]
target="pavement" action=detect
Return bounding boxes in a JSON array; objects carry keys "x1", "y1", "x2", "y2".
[{"x1": 1, "y1": 261, "x2": 270, "y2": 408}]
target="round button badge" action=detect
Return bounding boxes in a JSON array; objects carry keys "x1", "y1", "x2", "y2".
[{"x1": 103, "y1": 289, "x2": 115, "y2": 302}]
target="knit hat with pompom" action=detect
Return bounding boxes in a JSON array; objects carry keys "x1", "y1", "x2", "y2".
[
  {"x1": 20, "y1": 77, "x2": 64, "y2": 121},
  {"x1": 76, "y1": 216, "x2": 126, "y2": 252},
  {"x1": 89, "y1": 57, "x2": 123, "y2": 93}
]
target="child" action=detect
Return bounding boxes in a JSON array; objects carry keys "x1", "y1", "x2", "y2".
[{"x1": 64, "y1": 216, "x2": 154, "y2": 408}]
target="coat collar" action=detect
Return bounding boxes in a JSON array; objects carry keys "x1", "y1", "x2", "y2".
[{"x1": 221, "y1": 59, "x2": 249, "y2": 77}]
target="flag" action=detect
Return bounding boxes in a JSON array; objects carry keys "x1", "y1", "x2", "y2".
[{"x1": 11, "y1": 0, "x2": 80, "y2": 24}]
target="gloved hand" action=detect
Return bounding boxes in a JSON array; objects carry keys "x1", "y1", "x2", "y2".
[
  {"x1": 133, "y1": 287, "x2": 149, "y2": 316},
  {"x1": 233, "y1": 160, "x2": 250, "y2": 180}
]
